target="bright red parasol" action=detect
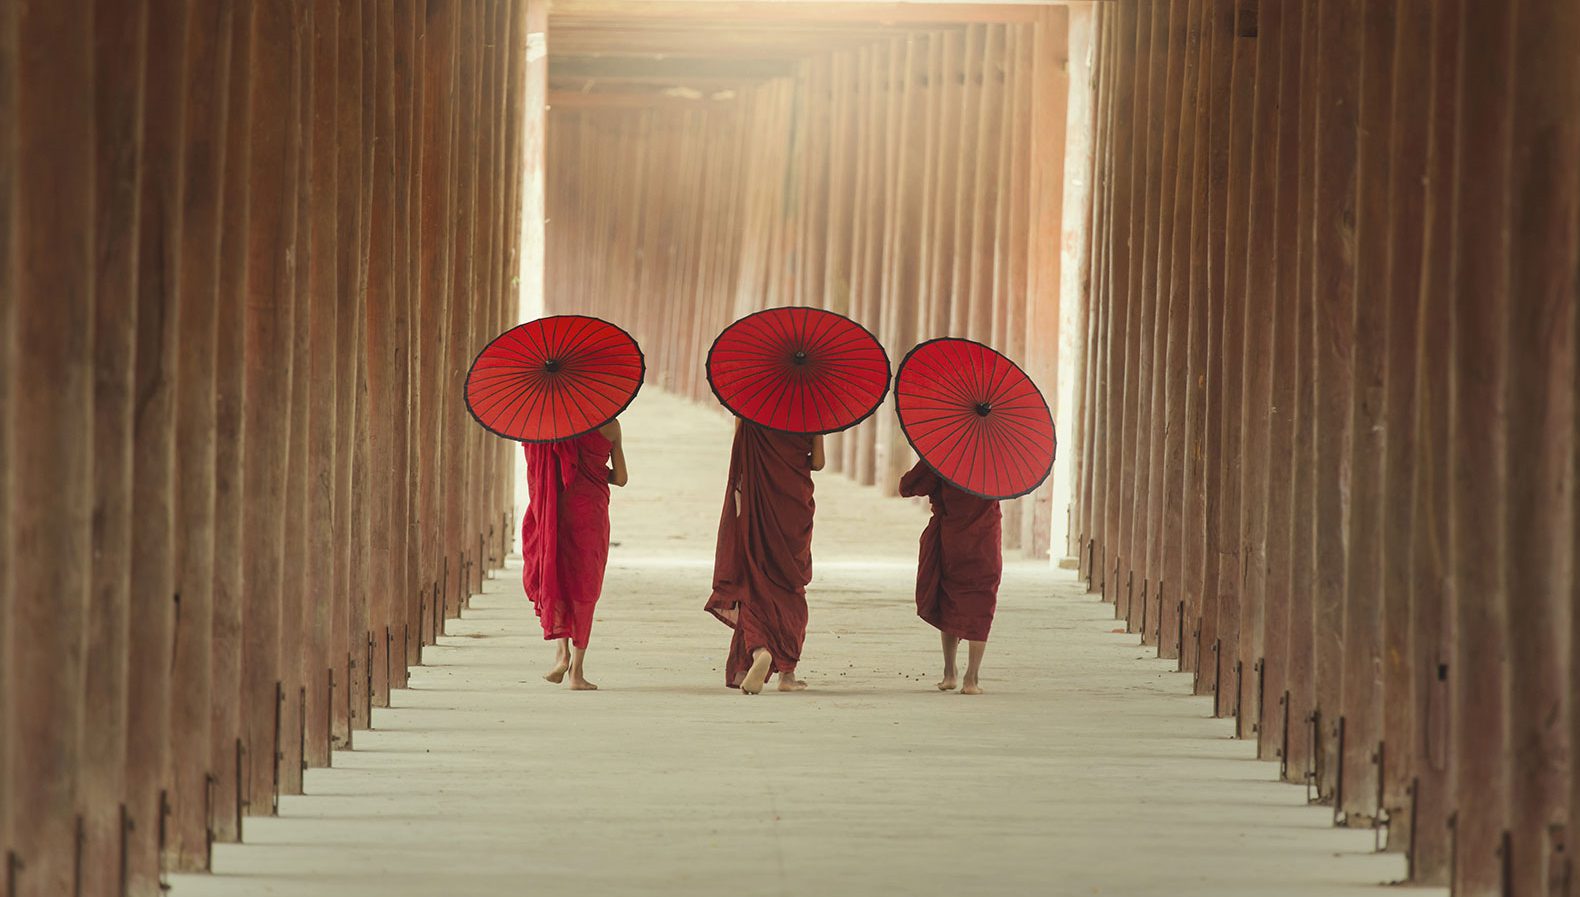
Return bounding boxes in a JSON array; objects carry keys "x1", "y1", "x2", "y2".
[
  {"x1": 465, "y1": 315, "x2": 645, "y2": 443},
  {"x1": 706, "y1": 306, "x2": 891, "y2": 435},
  {"x1": 894, "y1": 338, "x2": 1055, "y2": 500}
]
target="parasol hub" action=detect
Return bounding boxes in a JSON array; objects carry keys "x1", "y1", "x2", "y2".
[
  {"x1": 975, "y1": 401, "x2": 993, "y2": 417},
  {"x1": 792, "y1": 350, "x2": 809, "y2": 366},
  {"x1": 543, "y1": 358, "x2": 562, "y2": 373}
]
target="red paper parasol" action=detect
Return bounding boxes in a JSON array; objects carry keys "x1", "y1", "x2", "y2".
[
  {"x1": 894, "y1": 338, "x2": 1055, "y2": 500},
  {"x1": 706, "y1": 306, "x2": 891, "y2": 435},
  {"x1": 465, "y1": 315, "x2": 645, "y2": 442}
]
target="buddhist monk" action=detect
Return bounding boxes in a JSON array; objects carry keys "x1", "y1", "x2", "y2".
[
  {"x1": 899, "y1": 459, "x2": 1002, "y2": 695},
  {"x1": 521, "y1": 419, "x2": 628, "y2": 690},
  {"x1": 706, "y1": 419, "x2": 825, "y2": 694}
]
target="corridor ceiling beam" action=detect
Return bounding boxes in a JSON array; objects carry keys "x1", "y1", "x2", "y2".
[{"x1": 548, "y1": 1, "x2": 1051, "y2": 25}]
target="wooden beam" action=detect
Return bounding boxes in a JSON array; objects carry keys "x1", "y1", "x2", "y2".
[{"x1": 548, "y1": 2, "x2": 1048, "y2": 26}]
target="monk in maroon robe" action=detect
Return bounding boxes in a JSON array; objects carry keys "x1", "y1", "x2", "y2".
[
  {"x1": 706, "y1": 420, "x2": 825, "y2": 694},
  {"x1": 522, "y1": 420, "x2": 628, "y2": 690},
  {"x1": 899, "y1": 459, "x2": 1002, "y2": 695}
]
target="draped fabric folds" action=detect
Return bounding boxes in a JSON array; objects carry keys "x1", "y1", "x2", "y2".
[
  {"x1": 706, "y1": 423, "x2": 816, "y2": 687},
  {"x1": 521, "y1": 432, "x2": 613, "y2": 648}
]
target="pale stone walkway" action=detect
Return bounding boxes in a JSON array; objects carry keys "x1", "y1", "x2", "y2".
[{"x1": 171, "y1": 391, "x2": 1425, "y2": 897}]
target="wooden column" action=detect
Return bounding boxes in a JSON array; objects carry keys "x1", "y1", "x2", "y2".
[
  {"x1": 1237, "y1": 0, "x2": 1279, "y2": 740},
  {"x1": 366, "y1": 0, "x2": 398, "y2": 709},
  {"x1": 209, "y1": 2, "x2": 253, "y2": 845},
  {"x1": 82, "y1": 0, "x2": 147, "y2": 889},
  {"x1": 1504, "y1": 0, "x2": 1578, "y2": 888},
  {"x1": 1448, "y1": 0, "x2": 1512, "y2": 890},
  {"x1": 1335, "y1": 0, "x2": 1393, "y2": 825},
  {"x1": 169, "y1": 0, "x2": 236, "y2": 867},
  {"x1": 241, "y1": 0, "x2": 298, "y2": 817},
  {"x1": 7, "y1": 1, "x2": 94, "y2": 893},
  {"x1": 127, "y1": 1, "x2": 189, "y2": 888},
  {"x1": 0, "y1": 0, "x2": 13, "y2": 876},
  {"x1": 333, "y1": 0, "x2": 364, "y2": 742},
  {"x1": 303, "y1": 0, "x2": 339, "y2": 771}
]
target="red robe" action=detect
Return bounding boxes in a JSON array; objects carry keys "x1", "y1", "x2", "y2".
[
  {"x1": 521, "y1": 431, "x2": 613, "y2": 648},
  {"x1": 705, "y1": 423, "x2": 815, "y2": 687},
  {"x1": 899, "y1": 460, "x2": 1002, "y2": 642}
]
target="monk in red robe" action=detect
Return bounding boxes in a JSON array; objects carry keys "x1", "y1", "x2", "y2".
[
  {"x1": 521, "y1": 419, "x2": 628, "y2": 690},
  {"x1": 706, "y1": 420, "x2": 825, "y2": 694},
  {"x1": 899, "y1": 459, "x2": 1002, "y2": 695}
]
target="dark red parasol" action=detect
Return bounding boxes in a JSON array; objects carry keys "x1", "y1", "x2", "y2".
[
  {"x1": 465, "y1": 315, "x2": 645, "y2": 443},
  {"x1": 706, "y1": 306, "x2": 891, "y2": 435},
  {"x1": 894, "y1": 338, "x2": 1055, "y2": 500}
]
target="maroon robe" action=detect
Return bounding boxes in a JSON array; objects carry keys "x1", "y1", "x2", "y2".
[
  {"x1": 521, "y1": 431, "x2": 613, "y2": 648},
  {"x1": 899, "y1": 460, "x2": 1002, "y2": 642},
  {"x1": 705, "y1": 422, "x2": 815, "y2": 687}
]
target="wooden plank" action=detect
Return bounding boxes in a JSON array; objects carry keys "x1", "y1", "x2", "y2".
[
  {"x1": 169, "y1": 0, "x2": 237, "y2": 866},
  {"x1": 1504, "y1": 0, "x2": 1578, "y2": 887},
  {"x1": 209, "y1": 1, "x2": 253, "y2": 844},
  {"x1": 81, "y1": 0, "x2": 147, "y2": 886},
  {"x1": 0, "y1": 0, "x2": 12, "y2": 872}
]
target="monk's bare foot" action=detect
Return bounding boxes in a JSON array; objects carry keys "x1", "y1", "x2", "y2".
[
  {"x1": 937, "y1": 674, "x2": 958, "y2": 691},
  {"x1": 741, "y1": 651, "x2": 773, "y2": 695},
  {"x1": 961, "y1": 678, "x2": 983, "y2": 695},
  {"x1": 544, "y1": 662, "x2": 569, "y2": 684},
  {"x1": 777, "y1": 673, "x2": 807, "y2": 692},
  {"x1": 569, "y1": 674, "x2": 598, "y2": 691}
]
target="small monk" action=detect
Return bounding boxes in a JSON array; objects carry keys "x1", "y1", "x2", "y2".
[
  {"x1": 899, "y1": 459, "x2": 1002, "y2": 695},
  {"x1": 705, "y1": 419, "x2": 825, "y2": 694},
  {"x1": 521, "y1": 419, "x2": 628, "y2": 690}
]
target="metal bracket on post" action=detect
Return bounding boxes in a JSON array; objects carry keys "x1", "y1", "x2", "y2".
[
  {"x1": 1086, "y1": 539, "x2": 1094, "y2": 592},
  {"x1": 1499, "y1": 830, "x2": 1512, "y2": 897},
  {"x1": 384, "y1": 626, "x2": 393, "y2": 704},
  {"x1": 298, "y1": 686, "x2": 308, "y2": 775},
  {"x1": 120, "y1": 806, "x2": 132, "y2": 897},
  {"x1": 1278, "y1": 691, "x2": 1291, "y2": 780},
  {"x1": 1192, "y1": 622, "x2": 1204, "y2": 690},
  {"x1": 7, "y1": 851, "x2": 21, "y2": 897},
  {"x1": 1175, "y1": 600, "x2": 1185, "y2": 671},
  {"x1": 74, "y1": 813, "x2": 84, "y2": 897},
  {"x1": 365, "y1": 633, "x2": 375, "y2": 728},
  {"x1": 1373, "y1": 741, "x2": 1387, "y2": 851},
  {"x1": 1333, "y1": 716, "x2": 1347, "y2": 821},
  {"x1": 157, "y1": 789, "x2": 171, "y2": 890},
  {"x1": 346, "y1": 652, "x2": 356, "y2": 748},
  {"x1": 326, "y1": 666, "x2": 336, "y2": 764},
  {"x1": 1138, "y1": 580, "x2": 1149, "y2": 643},
  {"x1": 1232, "y1": 660, "x2": 1244, "y2": 735},
  {"x1": 403, "y1": 622, "x2": 411, "y2": 682},
  {"x1": 1447, "y1": 812, "x2": 1459, "y2": 895},
  {"x1": 235, "y1": 740, "x2": 247, "y2": 838},
  {"x1": 1122, "y1": 568, "x2": 1132, "y2": 623},
  {"x1": 1253, "y1": 659, "x2": 1265, "y2": 736},
  {"x1": 1306, "y1": 711, "x2": 1320, "y2": 804},
  {"x1": 204, "y1": 773, "x2": 215, "y2": 870},
  {"x1": 1211, "y1": 640, "x2": 1223, "y2": 717},
  {"x1": 272, "y1": 683, "x2": 283, "y2": 814}
]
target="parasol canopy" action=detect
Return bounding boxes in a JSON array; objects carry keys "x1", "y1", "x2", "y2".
[
  {"x1": 894, "y1": 337, "x2": 1055, "y2": 500},
  {"x1": 706, "y1": 305, "x2": 891, "y2": 435},
  {"x1": 465, "y1": 315, "x2": 645, "y2": 442}
]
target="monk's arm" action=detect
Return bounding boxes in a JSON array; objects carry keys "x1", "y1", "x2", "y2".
[
  {"x1": 810, "y1": 435, "x2": 825, "y2": 471},
  {"x1": 602, "y1": 419, "x2": 629, "y2": 487}
]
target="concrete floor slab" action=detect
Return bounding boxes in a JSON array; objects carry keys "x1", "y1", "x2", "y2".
[{"x1": 169, "y1": 392, "x2": 1431, "y2": 897}]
